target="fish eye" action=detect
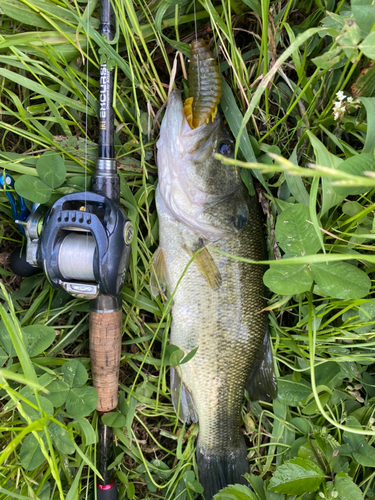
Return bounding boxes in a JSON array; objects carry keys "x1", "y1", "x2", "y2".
[{"x1": 218, "y1": 141, "x2": 232, "y2": 157}]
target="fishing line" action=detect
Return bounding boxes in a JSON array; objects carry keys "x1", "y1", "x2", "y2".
[
  {"x1": 193, "y1": 0, "x2": 198, "y2": 43},
  {"x1": 84, "y1": 0, "x2": 90, "y2": 209}
]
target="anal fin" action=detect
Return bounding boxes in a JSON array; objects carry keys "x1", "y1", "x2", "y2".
[
  {"x1": 246, "y1": 328, "x2": 277, "y2": 402},
  {"x1": 150, "y1": 247, "x2": 167, "y2": 297},
  {"x1": 170, "y1": 366, "x2": 198, "y2": 424}
]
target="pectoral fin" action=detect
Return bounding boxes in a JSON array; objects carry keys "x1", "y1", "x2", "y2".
[
  {"x1": 170, "y1": 366, "x2": 198, "y2": 424},
  {"x1": 246, "y1": 328, "x2": 277, "y2": 402},
  {"x1": 184, "y1": 245, "x2": 222, "y2": 290},
  {"x1": 150, "y1": 247, "x2": 167, "y2": 297}
]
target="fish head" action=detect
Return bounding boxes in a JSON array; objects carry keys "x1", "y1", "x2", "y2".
[{"x1": 157, "y1": 91, "x2": 249, "y2": 240}]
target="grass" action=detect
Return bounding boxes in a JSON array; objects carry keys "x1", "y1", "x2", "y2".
[{"x1": 0, "y1": 0, "x2": 375, "y2": 499}]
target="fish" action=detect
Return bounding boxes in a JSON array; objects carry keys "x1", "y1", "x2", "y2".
[{"x1": 153, "y1": 41, "x2": 277, "y2": 499}]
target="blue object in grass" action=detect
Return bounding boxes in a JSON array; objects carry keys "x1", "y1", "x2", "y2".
[{"x1": 0, "y1": 173, "x2": 30, "y2": 235}]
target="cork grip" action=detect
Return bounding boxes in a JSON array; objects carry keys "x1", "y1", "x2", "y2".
[{"x1": 89, "y1": 310, "x2": 123, "y2": 412}]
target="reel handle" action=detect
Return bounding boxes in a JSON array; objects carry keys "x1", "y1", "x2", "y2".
[{"x1": 89, "y1": 308, "x2": 122, "y2": 412}]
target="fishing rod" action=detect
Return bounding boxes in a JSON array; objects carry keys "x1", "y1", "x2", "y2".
[
  {"x1": 9, "y1": 0, "x2": 131, "y2": 498},
  {"x1": 90, "y1": 1, "x2": 131, "y2": 498}
]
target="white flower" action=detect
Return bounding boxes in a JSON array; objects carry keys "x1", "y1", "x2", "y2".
[
  {"x1": 336, "y1": 90, "x2": 346, "y2": 101},
  {"x1": 333, "y1": 111, "x2": 340, "y2": 120},
  {"x1": 347, "y1": 96, "x2": 353, "y2": 103},
  {"x1": 334, "y1": 101, "x2": 343, "y2": 110}
]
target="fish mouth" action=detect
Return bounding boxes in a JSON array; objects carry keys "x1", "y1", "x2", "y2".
[{"x1": 160, "y1": 90, "x2": 220, "y2": 157}]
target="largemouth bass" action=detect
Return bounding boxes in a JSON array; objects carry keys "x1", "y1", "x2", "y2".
[{"x1": 154, "y1": 50, "x2": 277, "y2": 498}]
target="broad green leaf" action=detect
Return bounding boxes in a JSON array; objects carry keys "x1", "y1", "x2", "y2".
[
  {"x1": 246, "y1": 474, "x2": 266, "y2": 500},
  {"x1": 351, "y1": 62, "x2": 375, "y2": 99},
  {"x1": 49, "y1": 422, "x2": 75, "y2": 455},
  {"x1": 0, "y1": 319, "x2": 15, "y2": 356},
  {"x1": 359, "y1": 31, "x2": 375, "y2": 60},
  {"x1": 21, "y1": 396, "x2": 54, "y2": 423},
  {"x1": 165, "y1": 345, "x2": 184, "y2": 366},
  {"x1": 127, "y1": 483, "x2": 135, "y2": 499},
  {"x1": 336, "y1": 19, "x2": 362, "y2": 50},
  {"x1": 65, "y1": 386, "x2": 98, "y2": 417},
  {"x1": 307, "y1": 132, "x2": 344, "y2": 215},
  {"x1": 0, "y1": 347, "x2": 7, "y2": 367},
  {"x1": 298, "y1": 440, "x2": 323, "y2": 466},
  {"x1": 20, "y1": 432, "x2": 47, "y2": 471},
  {"x1": 343, "y1": 416, "x2": 366, "y2": 449},
  {"x1": 149, "y1": 459, "x2": 172, "y2": 480},
  {"x1": 284, "y1": 148, "x2": 310, "y2": 206},
  {"x1": 353, "y1": 443, "x2": 375, "y2": 467},
  {"x1": 38, "y1": 481, "x2": 51, "y2": 500},
  {"x1": 312, "y1": 46, "x2": 343, "y2": 69},
  {"x1": 62, "y1": 360, "x2": 88, "y2": 388},
  {"x1": 14, "y1": 175, "x2": 51, "y2": 204},
  {"x1": 102, "y1": 412, "x2": 126, "y2": 428},
  {"x1": 170, "y1": 348, "x2": 184, "y2": 366},
  {"x1": 354, "y1": 301, "x2": 375, "y2": 333},
  {"x1": 71, "y1": 416, "x2": 96, "y2": 446},
  {"x1": 352, "y1": 0, "x2": 375, "y2": 34},
  {"x1": 268, "y1": 457, "x2": 325, "y2": 495},
  {"x1": 263, "y1": 264, "x2": 313, "y2": 295},
  {"x1": 275, "y1": 204, "x2": 321, "y2": 256},
  {"x1": 315, "y1": 362, "x2": 343, "y2": 389},
  {"x1": 0, "y1": 323, "x2": 55, "y2": 358},
  {"x1": 44, "y1": 379, "x2": 70, "y2": 407},
  {"x1": 342, "y1": 201, "x2": 365, "y2": 217},
  {"x1": 22, "y1": 325, "x2": 55, "y2": 357},
  {"x1": 291, "y1": 417, "x2": 310, "y2": 435},
  {"x1": 331, "y1": 153, "x2": 375, "y2": 196},
  {"x1": 36, "y1": 151, "x2": 66, "y2": 188},
  {"x1": 276, "y1": 377, "x2": 311, "y2": 406},
  {"x1": 311, "y1": 261, "x2": 371, "y2": 299},
  {"x1": 302, "y1": 391, "x2": 330, "y2": 415},
  {"x1": 214, "y1": 484, "x2": 257, "y2": 500},
  {"x1": 117, "y1": 470, "x2": 129, "y2": 486},
  {"x1": 335, "y1": 472, "x2": 364, "y2": 500},
  {"x1": 360, "y1": 97, "x2": 375, "y2": 155},
  {"x1": 180, "y1": 346, "x2": 199, "y2": 365}
]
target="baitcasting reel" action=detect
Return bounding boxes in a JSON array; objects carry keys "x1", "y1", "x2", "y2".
[{"x1": 22, "y1": 191, "x2": 133, "y2": 299}]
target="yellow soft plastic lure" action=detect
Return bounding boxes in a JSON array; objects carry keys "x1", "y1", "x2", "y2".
[{"x1": 183, "y1": 38, "x2": 222, "y2": 129}]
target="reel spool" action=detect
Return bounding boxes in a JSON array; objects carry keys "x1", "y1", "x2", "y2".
[{"x1": 25, "y1": 192, "x2": 133, "y2": 299}]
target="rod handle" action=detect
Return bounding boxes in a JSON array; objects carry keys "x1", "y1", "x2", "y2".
[{"x1": 89, "y1": 309, "x2": 122, "y2": 412}]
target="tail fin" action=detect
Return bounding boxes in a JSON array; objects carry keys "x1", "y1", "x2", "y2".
[{"x1": 196, "y1": 437, "x2": 248, "y2": 499}]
